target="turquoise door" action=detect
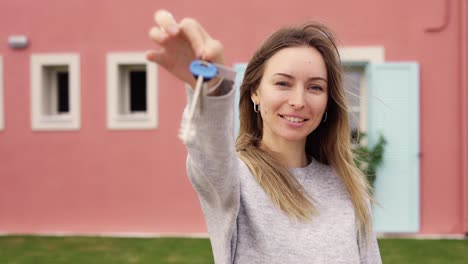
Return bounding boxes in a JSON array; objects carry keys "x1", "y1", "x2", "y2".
[{"x1": 366, "y1": 63, "x2": 420, "y2": 233}]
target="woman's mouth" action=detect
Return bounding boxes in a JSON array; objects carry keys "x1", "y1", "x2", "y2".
[{"x1": 279, "y1": 114, "x2": 308, "y2": 123}]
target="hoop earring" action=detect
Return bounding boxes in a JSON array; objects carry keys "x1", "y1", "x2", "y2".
[
  {"x1": 253, "y1": 102, "x2": 260, "y2": 113},
  {"x1": 322, "y1": 111, "x2": 328, "y2": 123}
]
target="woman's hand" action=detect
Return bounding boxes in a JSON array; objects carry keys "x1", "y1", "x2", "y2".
[{"x1": 147, "y1": 10, "x2": 225, "y2": 88}]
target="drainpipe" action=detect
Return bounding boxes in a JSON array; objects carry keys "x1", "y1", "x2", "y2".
[
  {"x1": 425, "y1": 0, "x2": 450, "y2": 32},
  {"x1": 460, "y1": 0, "x2": 468, "y2": 235}
]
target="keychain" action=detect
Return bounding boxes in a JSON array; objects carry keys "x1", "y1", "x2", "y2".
[{"x1": 179, "y1": 60, "x2": 237, "y2": 143}]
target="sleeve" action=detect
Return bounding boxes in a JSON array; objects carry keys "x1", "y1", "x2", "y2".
[
  {"x1": 182, "y1": 79, "x2": 241, "y2": 264},
  {"x1": 358, "y1": 202, "x2": 382, "y2": 264},
  {"x1": 182, "y1": 78, "x2": 240, "y2": 211},
  {"x1": 359, "y1": 230, "x2": 382, "y2": 264}
]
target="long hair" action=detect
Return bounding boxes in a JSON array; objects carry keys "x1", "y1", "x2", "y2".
[{"x1": 235, "y1": 22, "x2": 374, "y2": 242}]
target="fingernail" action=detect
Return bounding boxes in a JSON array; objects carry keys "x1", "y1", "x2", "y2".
[
  {"x1": 197, "y1": 48, "x2": 204, "y2": 59},
  {"x1": 146, "y1": 51, "x2": 155, "y2": 61},
  {"x1": 157, "y1": 31, "x2": 168, "y2": 42},
  {"x1": 168, "y1": 24, "x2": 179, "y2": 34}
]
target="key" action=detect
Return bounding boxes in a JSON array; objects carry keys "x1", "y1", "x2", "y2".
[{"x1": 179, "y1": 60, "x2": 237, "y2": 143}]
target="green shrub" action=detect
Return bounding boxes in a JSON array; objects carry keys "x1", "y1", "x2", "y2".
[{"x1": 352, "y1": 131, "x2": 387, "y2": 188}]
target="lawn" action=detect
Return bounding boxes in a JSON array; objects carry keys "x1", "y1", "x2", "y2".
[{"x1": 0, "y1": 236, "x2": 466, "y2": 263}]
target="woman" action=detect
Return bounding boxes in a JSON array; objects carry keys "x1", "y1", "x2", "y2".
[{"x1": 148, "y1": 10, "x2": 382, "y2": 264}]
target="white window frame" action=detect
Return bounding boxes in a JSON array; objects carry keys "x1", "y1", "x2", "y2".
[
  {"x1": 106, "y1": 52, "x2": 157, "y2": 130},
  {"x1": 0, "y1": 55, "x2": 3, "y2": 130},
  {"x1": 31, "y1": 53, "x2": 80, "y2": 131},
  {"x1": 339, "y1": 46, "x2": 385, "y2": 64},
  {"x1": 339, "y1": 46, "x2": 385, "y2": 132}
]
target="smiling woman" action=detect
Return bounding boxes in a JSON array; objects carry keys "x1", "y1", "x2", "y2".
[
  {"x1": 147, "y1": 10, "x2": 381, "y2": 264},
  {"x1": 251, "y1": 46, "x2": 328, "y2": 152}
]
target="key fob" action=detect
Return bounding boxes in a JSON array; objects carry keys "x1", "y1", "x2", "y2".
[{"x1": 189, "y1": 60, "x2": 218, "y2": 81}]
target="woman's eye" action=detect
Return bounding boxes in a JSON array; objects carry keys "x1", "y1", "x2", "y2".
[
  {"x1": 309, "y1": 85, "x2": 323, "y2": 91},
  {"x1": 275, "y1": 81, "x2": 290, "y2": 87}
]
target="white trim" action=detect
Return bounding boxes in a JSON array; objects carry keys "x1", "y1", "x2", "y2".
[
  {"x1": 339, "y1": 46, "x2": 385, "y2": 63},
  {"x1": 0, "y1": 56, "x2": 3, "y2": 130},
  {"x1": 31, "y1": 53, "x2": 80, "y2": 131},
  {"x1": 107, "y1": 52, "x2": 158, "y2": 130}
]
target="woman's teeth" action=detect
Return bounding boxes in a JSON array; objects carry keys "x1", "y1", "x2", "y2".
[{"x1": 282, "y1": 115, "x2": 305, "y2": 123}]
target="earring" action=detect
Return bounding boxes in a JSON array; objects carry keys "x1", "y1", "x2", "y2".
[
  {"x1": 253, "y1": 101, "x2": 260, "y2": 113},
  {"x1": 322, "y1": 111, "x2": 328, "y2": 123}
]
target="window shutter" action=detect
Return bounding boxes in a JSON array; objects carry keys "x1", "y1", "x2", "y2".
[{"x1": 366, "y1": 62, "x2": 420, "y2": 232}]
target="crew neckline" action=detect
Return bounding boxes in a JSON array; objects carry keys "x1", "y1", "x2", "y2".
[{"x1": 289, "y1": 157, "x2": 315, "y2": 173}]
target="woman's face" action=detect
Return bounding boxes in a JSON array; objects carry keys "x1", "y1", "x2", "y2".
[{"x1": 252, "y1": 46, "x2": 328, "y2": 146}]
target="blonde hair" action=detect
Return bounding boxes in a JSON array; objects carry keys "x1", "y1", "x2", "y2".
[{"x1": 236, "y1": 22, "x2": 374, "y2": 242}]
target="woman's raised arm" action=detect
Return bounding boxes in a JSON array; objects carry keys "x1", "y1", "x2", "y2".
[{"x1": 147, "y1": 10, "x2": 224, "y2": 88}]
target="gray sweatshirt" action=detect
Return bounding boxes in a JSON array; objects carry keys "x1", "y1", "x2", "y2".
[{"x1": 183, "y1": 80, "x2": 382, "y2": 264}]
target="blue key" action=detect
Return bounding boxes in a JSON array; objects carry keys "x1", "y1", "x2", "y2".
[{"x1": 189, "y1": 60, "x2": 218, "y2": 81}]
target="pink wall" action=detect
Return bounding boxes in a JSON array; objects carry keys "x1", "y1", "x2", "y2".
[{"x1": 0, "y1": 0, "x2": 466, "y2": 235}]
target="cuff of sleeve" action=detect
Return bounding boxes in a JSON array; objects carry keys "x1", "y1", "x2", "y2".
[{"x1": 185, "y1": 79, "x2": 235, "y2": 102}]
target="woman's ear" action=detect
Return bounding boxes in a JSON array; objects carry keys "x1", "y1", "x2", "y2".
[{"x1": 251, "y1": 91, "x2": 259, "y2": 105}]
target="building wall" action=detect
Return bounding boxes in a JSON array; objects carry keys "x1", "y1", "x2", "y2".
[{"x1": 0, "y1": 0, "x2": 466, "y2": 235}]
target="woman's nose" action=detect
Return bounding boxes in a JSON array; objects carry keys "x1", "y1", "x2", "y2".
[{"x1": 288, "y1": 87, "x2": 305, "y2": 109}]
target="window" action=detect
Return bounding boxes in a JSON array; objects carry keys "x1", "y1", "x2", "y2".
[
  {"x1": 0, "y1": 55, "x2": 3, "y2": 130},
  {"x1": 107, "y1": 53, "x2": 157, "y2": 129},
  {"x1": 31, "y1": 53, "x2": 80, "y2": 130},
  {"x1": 343, "y1": 65, "x2": 366, "y2": 133},
  {"x1": 339, "y1": 46, "x2": 385, "y2": 134}
]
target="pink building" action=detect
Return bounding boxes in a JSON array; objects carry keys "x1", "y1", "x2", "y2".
[{"x1": 0, "y1": 0, "x2": 467, "y2": 237}]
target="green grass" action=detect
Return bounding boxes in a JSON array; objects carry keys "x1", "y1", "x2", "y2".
[
  {"x1": 0, "y1": 236, "x2": 214, "y2": 264},
  {"x1": 0, "y1": 236, "x2": 466, "y2": 263},
  {"x1": 379, "y1": 238, "x2": 468, "y2": 264}
]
